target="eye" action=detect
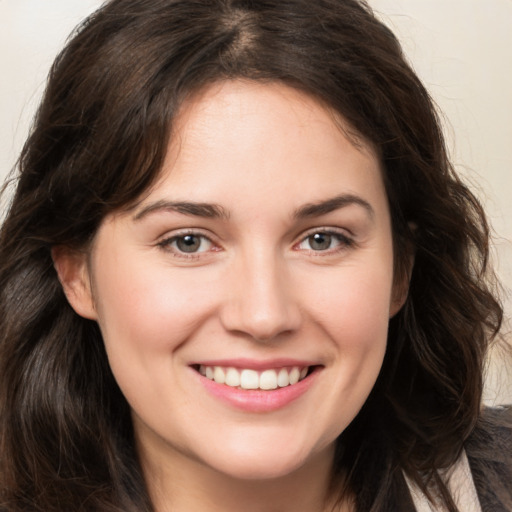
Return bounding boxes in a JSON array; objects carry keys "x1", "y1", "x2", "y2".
[
  {"x1": 159, "y1": 233, "x2": 214, "y2": 255},
  {"x1": 296, "y1": 230, "x2": 353, "y2": 252}
]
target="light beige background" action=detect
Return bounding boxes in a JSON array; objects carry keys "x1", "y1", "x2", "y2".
[{"x1": 1, "y1": 0, "x2": 510, "y2": 403}]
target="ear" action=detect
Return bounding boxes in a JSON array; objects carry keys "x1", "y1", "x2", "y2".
[
  {"x1": 389, "y1": 237, "x2": 416, "y2": 318},
  {"x1": 389, "y1": 273, "x2": 411, "y2": 318},
  {"x1": 51, "y1": 245, "x2": 97, "y2": 320}
]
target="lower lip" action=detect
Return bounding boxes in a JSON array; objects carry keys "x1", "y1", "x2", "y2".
[{"x1": 197, "y1": 370, "x2": 319, "y2": 413}]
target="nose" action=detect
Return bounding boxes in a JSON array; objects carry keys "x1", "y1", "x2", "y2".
[{"x1": 219, "y1": 251, "x2": 302, "y2": 342}]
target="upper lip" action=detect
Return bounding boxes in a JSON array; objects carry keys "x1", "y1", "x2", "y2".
[{"x1": 189, "y1": 358, "x2": 321, "y2": 371}]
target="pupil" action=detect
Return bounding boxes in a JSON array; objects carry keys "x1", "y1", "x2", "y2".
[
  {"x1": 310, "y1": 233, "x2": 331, "y2": 250},
  {"x1": 177, "y1": 235, "x2": 200, "y2": 253}
]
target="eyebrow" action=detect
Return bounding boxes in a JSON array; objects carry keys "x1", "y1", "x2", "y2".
[
  {"x1": 133, "y1": 194, "x2": 373, "y2": 222},
  {"x1": 293, "y1": 194, "x2": 374, "y2": 220},
  {"x1": 133, "y1": 200, "x2": 230, "y2": 221}
]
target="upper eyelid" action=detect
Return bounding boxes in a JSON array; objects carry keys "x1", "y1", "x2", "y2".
[
  {"x1": 155, "y1": 224, "x2": 355, "y2": 247},
  {"x1": 157, "y1": 230, "x2": 220, "y2": 253},
  {"x1": 296, "y1": 226, "x2": 354, "y2": 240},
  {"x1": 156, "y1": 226, "x2": 353, "y2": 243},
  {"x1": 157, "y1": 228, "x2": 218, "y2": 243}
]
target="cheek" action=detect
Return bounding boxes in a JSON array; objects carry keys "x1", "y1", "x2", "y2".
[
  {"x1": 324, "y1": 271, "x2": 391, "y2": 403},
  {"x1": 93, "y1": 260, "x2": 218, "y2": 358},
  {"x1": 92, "y1": 263, "x2": 219, "y2": 416},
  {"x1": 305, "y1": 263, "x2": 394, "y2": 340},
  {"x1": 331, "y1": 280, "x2": 389, "y2": 380},
  {"x1": 305, "y1": 262, "x2": 392, "y2": 393}
]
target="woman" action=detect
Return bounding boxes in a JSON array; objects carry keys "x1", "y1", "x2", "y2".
[{"x1": 0, "y1": 0, "x2": 510, "y2": 510}]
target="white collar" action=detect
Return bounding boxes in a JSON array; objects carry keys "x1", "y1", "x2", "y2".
[{"x1": 404, "y1": 450, "x2": 482, "y2": 512}]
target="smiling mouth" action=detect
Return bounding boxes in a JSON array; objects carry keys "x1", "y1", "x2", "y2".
[{"x1": 192, "y1": 365, "x2": 317, "y2": 391}]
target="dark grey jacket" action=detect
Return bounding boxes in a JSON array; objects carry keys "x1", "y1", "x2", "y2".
[{"x1": 399, "y1": 406, "x2": 512, "y2": 511}]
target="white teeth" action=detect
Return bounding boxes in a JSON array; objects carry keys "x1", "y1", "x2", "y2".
[
  {"x1": 213, "y1": 366, "x2": 225, "y2": 384},
  {"x1": 259, "y1": 369, "x2": 278, "y2": 390},
  {"x1": 277, "y1": 368, "x2": 290, "y2": 387},
  {"x1": 289, "y1": 367, "x2": 300, "y2": 385},
  {"x1": 240, "y1": 369, "x2": 259, "y2": 389},
  {"x1": 200, "y1": 365, "x2": 310, "y2": 390},
  {"x1": 225, "y1": 367, "x2": 240, "y2": 387}
]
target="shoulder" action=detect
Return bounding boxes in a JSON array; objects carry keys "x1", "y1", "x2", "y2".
[{"x1": 465, "y1": 405, "x2": 512, "y2": 511}]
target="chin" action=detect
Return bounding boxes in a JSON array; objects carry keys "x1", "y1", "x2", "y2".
[
  {"x1": 199, "y1": 436, "x2": 328, "y2": 482},
  {"x1": 214, "y1": 456, "x2": 308, "y2": 481}
]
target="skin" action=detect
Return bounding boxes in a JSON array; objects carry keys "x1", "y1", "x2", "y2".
[{"x1": 55, "y1": 80, "x2": 407, "y2": 512}]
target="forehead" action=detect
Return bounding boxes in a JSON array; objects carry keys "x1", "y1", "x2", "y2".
[
  {"x1": 168, "y1": 80, "x2": 377, "y2": 164},
  {"x1": 141, "y1": 80, "x2": 387, "y2": 218}
]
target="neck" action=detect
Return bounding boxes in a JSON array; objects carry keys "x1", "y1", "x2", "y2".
[{"x1": 139, "y1": 440, "x2": 352, "y2": 512}]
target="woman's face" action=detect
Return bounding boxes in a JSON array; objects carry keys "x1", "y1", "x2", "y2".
[{"x1": 64, "y1": 81, "x2": 403, "y2": 481}]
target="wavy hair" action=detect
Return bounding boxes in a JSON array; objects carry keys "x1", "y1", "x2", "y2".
[{"x1": 0, "y1": 0, "x2": 505, "y2": 510}]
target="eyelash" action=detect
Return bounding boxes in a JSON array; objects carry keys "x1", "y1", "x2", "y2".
[
  {"x1": 157, "y1": 230, "x2": 218, "y2": 259},
  {"x1": 294, "y1": 228, "x2": 354, "y2": 255},
  {"x1": 157, "y1": 228, "x2": 354, "y2": 259}
]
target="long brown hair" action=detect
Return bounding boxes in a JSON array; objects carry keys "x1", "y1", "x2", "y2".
[{"x1": 0, "y1": 1, "x2": 506, "y2": 510}]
